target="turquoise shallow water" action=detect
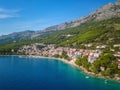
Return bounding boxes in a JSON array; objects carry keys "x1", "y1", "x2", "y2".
[{"x1": 0, "y1": 56, "x2": 120, "y2": 90}]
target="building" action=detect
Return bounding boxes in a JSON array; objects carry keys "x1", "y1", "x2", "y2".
[
  {"x1": 100, "y1": 66, "x2": 105, "y2": 71},
  {"x1": 116, "y1": 62, "x2": 120, "y2": 69}
]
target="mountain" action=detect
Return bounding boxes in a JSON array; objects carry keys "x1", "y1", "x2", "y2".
[
  {"x1": 42, "y1": 1, "x2": 120, "y2": 31},
  {"x1": 0, "y1": 1, "x2": 120, "y2": 44},
  {"x1": 0, "y1": 30, "x2": 35, "y2": 44}
]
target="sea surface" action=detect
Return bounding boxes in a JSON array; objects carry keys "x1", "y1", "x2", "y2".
[{"x1": 0, "y1": 56, "x2": 120, "y2": 90}]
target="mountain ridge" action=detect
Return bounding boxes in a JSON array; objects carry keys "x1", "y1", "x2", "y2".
[{"x1": 0, "y1": 1, "x2": 120, "y2": 44}]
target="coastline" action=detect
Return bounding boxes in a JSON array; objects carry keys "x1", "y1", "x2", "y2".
[
  {"x1": 0, "y1": 55, "x2": 120, "y2": 82},
  {"x1": 24, "y1": 55, "x2": 120, "y2": 82}
]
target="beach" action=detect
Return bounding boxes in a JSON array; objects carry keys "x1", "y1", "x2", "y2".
[{"x1": 24, "y1": 55, "x2": 120, "y2": 82}]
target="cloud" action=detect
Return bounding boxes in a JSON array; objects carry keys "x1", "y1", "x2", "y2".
[
  {"x1": 0, "y1": 8, "x2": 19, "y2": 13},
  {"x1": 0, "y1": 8, "x2": 20, "y2": 19},
  {"x1": 0, "y1": 8, "x2": 5, "y2": 12},
  {"x1": 0, "y1": 14, "x2": 12, "y2": 19}
]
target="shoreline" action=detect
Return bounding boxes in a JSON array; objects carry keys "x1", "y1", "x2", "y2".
[
  {"x1": 0, "y1": 55, "x2": 120, "y2": 82},
  {"x1": 24, "y1": 55, "x2": 120, "y2": 82}
]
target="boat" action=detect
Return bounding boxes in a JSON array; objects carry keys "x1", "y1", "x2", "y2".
[{"x1": 85, "y1": 76, "x2": 89, "y2": 79}]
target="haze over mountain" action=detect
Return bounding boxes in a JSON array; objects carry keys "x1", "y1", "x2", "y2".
[{"x1": 0, "y1": 0, "x2": 120, "y2": 44}]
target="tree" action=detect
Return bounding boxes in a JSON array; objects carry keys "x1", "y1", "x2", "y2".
[
  {"x1": 100, "y1": 53, "x2": 116, "y2": 67},
  {"x1": 101, "y1": 69, "x2": 112, "y2": 76},
  {"x1": 75, "y1": 58, "x2": 82, "y2": 66},
  {"x1": 53, "y1": 54, "x2": 60, "y2": 58},
  {"x1": 93, "y1": 52, "x2": 117, "y2": 76},
  {"x1": 75, "y1": 56, "x2": 91, "y2": 71},
  {"x1": 61, "y1": 51, "x2": 69, "y2": 60},
  {"x1": 92, "y1": 60, "x2": 101, "y2": 74},
  {"x1": 82, "y1": 56, "x2": 91, "y2": 70},
  {"x1": 109, "y1": 62, "x2": 118, "y2": 74}
]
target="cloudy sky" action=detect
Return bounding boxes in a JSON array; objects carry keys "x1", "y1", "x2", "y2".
[{"x1": 0, "y1": 0, "x2": 116, "y2": 35}]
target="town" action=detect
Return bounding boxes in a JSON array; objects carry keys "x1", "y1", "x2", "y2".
[{"x1": 18, "y1": 43, "x2": 120, "y2": 71}]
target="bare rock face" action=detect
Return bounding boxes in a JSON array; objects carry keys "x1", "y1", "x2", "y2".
[
  {"x1": 43, "y1": 1, "x2": 120, "y2": 31},
  {"x1": 91, "y1": 2, "x2": 120, "y2": 21}
]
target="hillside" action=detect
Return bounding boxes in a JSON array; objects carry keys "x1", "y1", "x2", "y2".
[
  {"x1": 0, "y1": 1, "x2": 120, "y2": 54},
  {"x1": 1, "y1": 1, "x2": 120, "y2": 44},
  {"x1": 32, "y1": 17, "x2": 120, "y2": 47},
  {"x1": 58, "y1": 17, "x2": 120, "y2": 47},
  {"x1": 0, "y1": 30, "x2": 35, "y2": 44},
  {"x1": 0, "y1": 17, "x2": 120, "y2": 55}
]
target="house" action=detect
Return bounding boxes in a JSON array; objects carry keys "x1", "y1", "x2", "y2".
[
  {"x1": 84, "y1": 44, "x2": 92, "y2": 47},
  {"x1": 88, "y1": 56, "x2": 96, "y2": 63},
  {"x1": 96, "y1": 45, "x2": 106, "y2": 49},
  {"x1": 116, "y1": 62, "x2": 120, "y2": 69},
  {"x1": 100, "y1": 66, "x2": 105, "y2": 71},
  {"x1": 114, "y1": 54, "x2": 120, "y2": 57},
  {"x1": 118, "y1": 64, "x2": 120, "y2": 69},
  {"x1": 114, "y1": 44, "x2": 120, "y2": 47}
]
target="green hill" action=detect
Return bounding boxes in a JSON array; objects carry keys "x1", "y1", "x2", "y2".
[
  {"x1": 0, "y1": 17, "x2": 120, "y2": 55},
  {"x1": 34, "y1": 17, "x2": 120, "y2": 47}
]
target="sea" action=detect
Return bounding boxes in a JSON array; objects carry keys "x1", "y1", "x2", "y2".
[{"x1": 0, "y1": 56, "x2": 120, "y2": 90}]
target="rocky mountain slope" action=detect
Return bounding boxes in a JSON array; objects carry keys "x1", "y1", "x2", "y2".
[{"x1": 43, "y1": 1, "x2": 120, "y2": 31}]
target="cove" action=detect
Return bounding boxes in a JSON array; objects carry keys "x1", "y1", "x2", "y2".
[{"x1": 0, "y1": 56, "x2": 120, "y2": 90}]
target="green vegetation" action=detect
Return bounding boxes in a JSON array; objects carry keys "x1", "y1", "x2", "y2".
[
  {"x1": 101, "y1": 62, "x2": 118, "y2": 78},
  {"x1": 75, "y1": 52, "x2": 120, "y2": 78},
  {"x1": 52, "y1": 51, "x2": 69, "y2": 60},
  {"x1": 92, "y1": 53, "x2": 120, "y2": 77},
  {"x1": 29, "y1": 17, "x2": 120, "y2": 48},
  {"x1": 0, "y1": 39, "x2": 41, "y2": 55},
  {"x1": 53, "y1": 54, "x2": 60, "y2": 58},
  {"x1": 75, "y1": 56, "x2": 91, "y2": 71},
  {"x1": 59, "y1": 18, "x2": 120, "y2": 47},
  {"x1": 61, "y1": 51, "x2": 69, "y2": 60}
]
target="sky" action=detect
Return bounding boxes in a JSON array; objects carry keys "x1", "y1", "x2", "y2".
[{"x1": 0, "y1": 0, "x2": 116, "y2": 35}]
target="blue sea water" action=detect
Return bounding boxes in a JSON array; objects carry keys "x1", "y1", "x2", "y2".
[{"x1": 0, "y1": 56, "x2": 120, "y2": 90}]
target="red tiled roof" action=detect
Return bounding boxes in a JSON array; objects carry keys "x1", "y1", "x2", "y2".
[{"x1": 116, "y1": 62, "x2": 120, "y2": 65}]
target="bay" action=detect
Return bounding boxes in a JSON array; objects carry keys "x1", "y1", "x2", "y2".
[{"x1": 0, "y1": 56, "x2": 120, "y2": 90}]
